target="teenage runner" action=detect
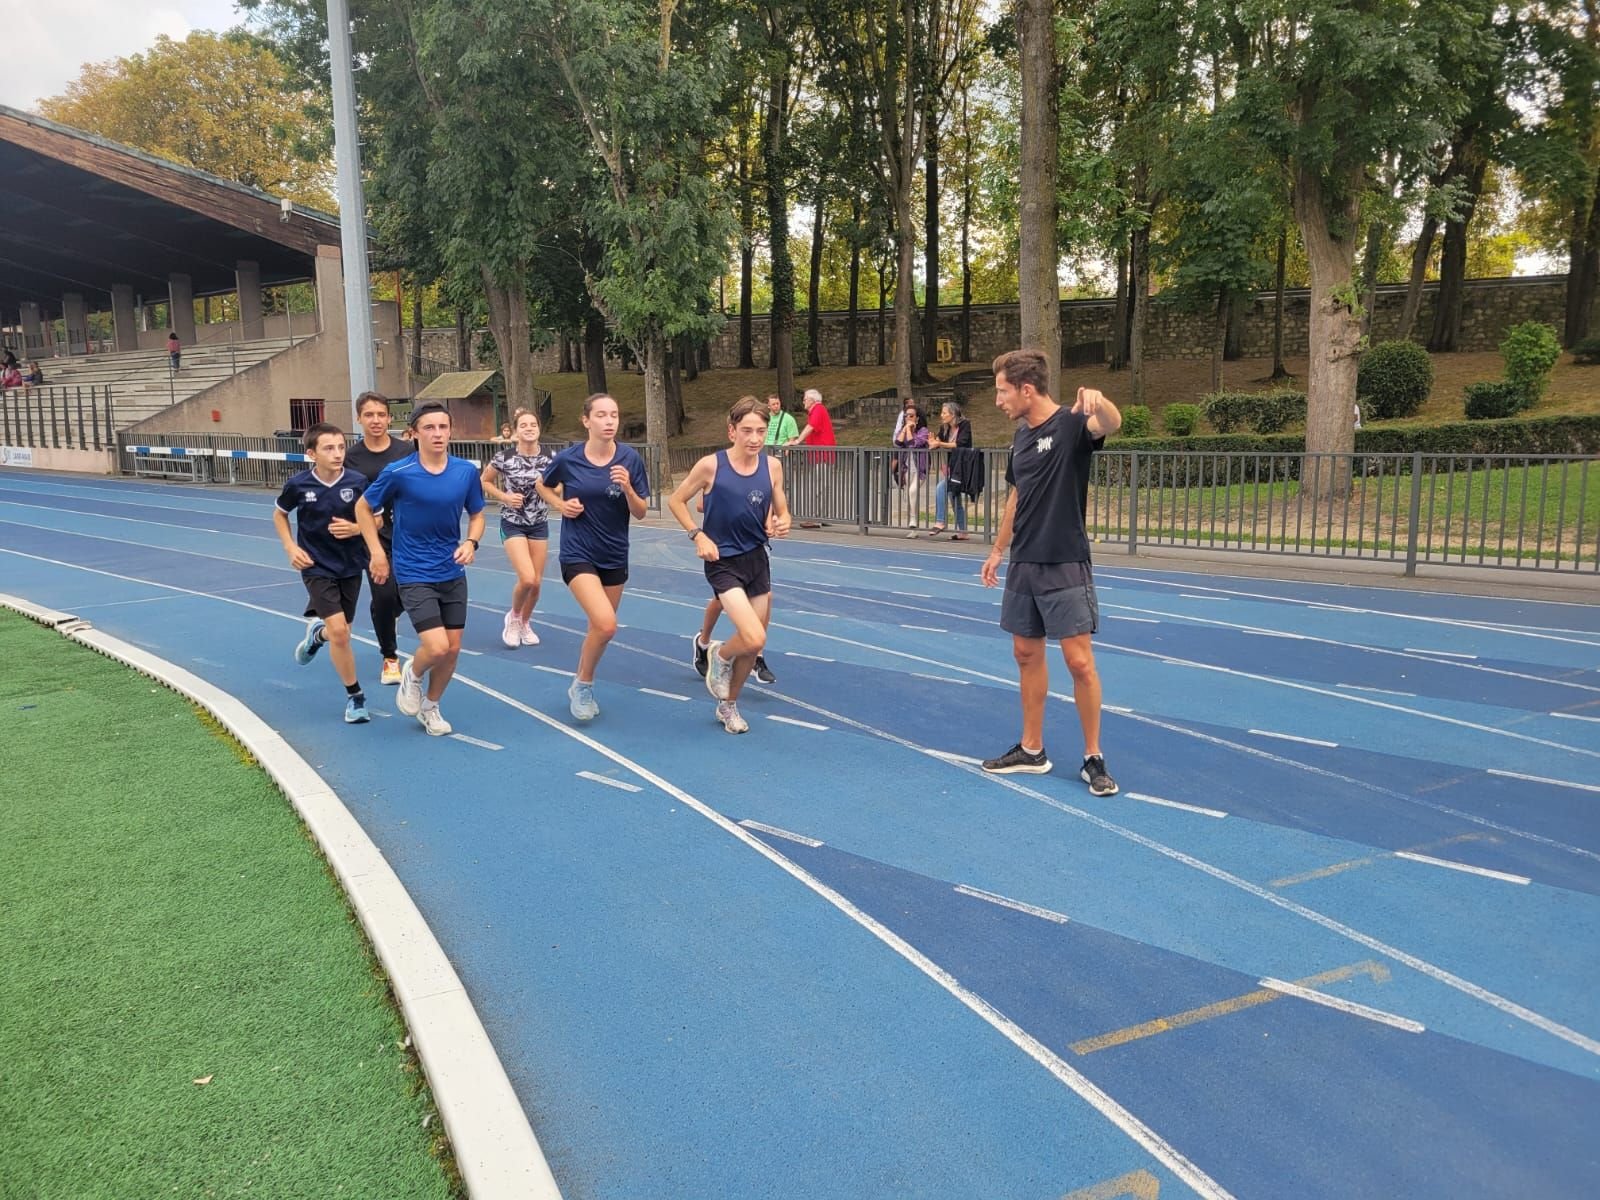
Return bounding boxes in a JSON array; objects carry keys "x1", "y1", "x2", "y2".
[
  {"x1": 341, "y1": 391, "x2": 413, "y2": 684},
  {"x1": 480, "y1": 407, "x2": 554, "y2": 649},
  {"x1": 536, "y1": 393, "x2": 650, "y2": 722},
  {"x1": 669, "y1": 396, "x2": 791, "y2": 734},
  {"x1": 274, "y1": 422, "x2": 372, "y2": 724},
  {"x1": 357, "y1": 402, "x2": 486, "y2": 736}
]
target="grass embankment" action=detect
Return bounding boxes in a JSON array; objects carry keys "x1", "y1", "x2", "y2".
[{"x1": 0, "y1": 611, "x2": 458, "y2": 1199}]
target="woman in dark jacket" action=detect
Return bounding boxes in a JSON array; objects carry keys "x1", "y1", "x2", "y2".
[{"x1": 925, "y1": 399, "x2": 973, "y2": 539}]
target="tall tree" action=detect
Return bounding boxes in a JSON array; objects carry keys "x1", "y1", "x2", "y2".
[
  {"x1": 1017, "y1": 0, "x2": 1061, "y2": 398},
  {"x1": 760, "y1": 4, "x2": 799, "y2": 400}
]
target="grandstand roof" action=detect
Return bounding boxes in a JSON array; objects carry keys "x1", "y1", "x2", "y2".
[{"x1": 0, "y1": 104, "x2": 341, "y2": 312}]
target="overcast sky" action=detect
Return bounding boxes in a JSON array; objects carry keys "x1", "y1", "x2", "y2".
[{"x1": 1, "y1": 0, "x2": 243, "y2": 111}]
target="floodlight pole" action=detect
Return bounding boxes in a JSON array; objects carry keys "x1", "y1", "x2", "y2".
[{"x1": 327, "y1": 0, "x2": 377, "y2": 429}]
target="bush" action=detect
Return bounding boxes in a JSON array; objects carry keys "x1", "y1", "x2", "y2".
[
  {"x1": 1357, "y1": 340, "x2": 1433, "y2": 420},
  {"x1": 1120, "y1": 404, "x2": 1152, "y2": 438},
  {"x1": 1200, "y1": 391, "x2": 1307, "y2": 434},
  {"x1": 1573, "y1": 335, "x2": 1600, "y2": 366},
  {"x1": 1500, "y1": 321, "x2": 1560, "y2": 403},
  {"x1": 1162, "y1": 403, "x2": 1200, "y2": 436},
  {"x1": 1464, "y1": 381, "x2": 1531, "y2": 421},
  {"x1": 1200, "y1": 392, "x2": 1251, "y2": 433}
]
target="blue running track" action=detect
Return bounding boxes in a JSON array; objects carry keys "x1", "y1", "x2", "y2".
[{"x1": 2, "y1": 469, "x2": 1597, "y2": 1199}]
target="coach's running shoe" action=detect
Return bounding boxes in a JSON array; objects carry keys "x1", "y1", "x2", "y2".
[
  {"x1": 396, "y1": 662, "x2": 423, "y2": 716},
  {"x1": 1080, "y1": 754, "x2": 1119, "y2": 796},
  {"x1": 981, "y1": 743, "x2": 1052, "y2": 775},
  {"x1": 501, "y1": 610, "x2": 523, "y2": 649},
  {"x1": 715, "y1": 700, "x2": 749, "y2": 734},
  {"x1": 568, "y1": 680, "x2": 599, "y2": 722},
  {"x1": 294, "y1": 618, "x2": 325, "y2": 665},
  {"x1": 704, "y1": 640, "x2": 733, "y2": 700},
  {"x1": 380, "y1": 657, "x2": 402, "y2": 686},
  {"x1": 520, "y1": 621, "x2": 541, "y2": 646},
  {"x1": 344, "y1": 695, "x2": 370, "y2": 724},
  {"x1": 692, "y1": 634, "x2": 710, "y2": 677},
  {"x1": 417, "y1": 702, "x2": 452, "y2": 737},
  {"x1": 753, "y1": 655, "x2": 776, "y2": 684}
]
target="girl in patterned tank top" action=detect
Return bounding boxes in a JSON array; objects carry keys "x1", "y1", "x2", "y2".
[{"x1": 480, "y1": 408, "x2": 554, "y2": 648}]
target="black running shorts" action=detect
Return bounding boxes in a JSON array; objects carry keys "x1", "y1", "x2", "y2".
[
  {"x1": 999, "y1": 560, "x2": 1098, "y2": 640},
  {"x1": 704, "y1": 545, "x2": 772, "y2": 599},
  {"x1": 302, "y1": 573, "x2": 362, "y2": 622},
  {"x1": 399, "y1": 577, "x2": 469, "y2": 632}
]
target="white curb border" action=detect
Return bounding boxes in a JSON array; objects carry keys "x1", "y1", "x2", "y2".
[{"x1": 0, "y1": 593, "x2": 562, "y2": 1200}]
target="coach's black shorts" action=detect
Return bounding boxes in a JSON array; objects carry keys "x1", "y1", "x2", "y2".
[
  {"x1": 1000, "y1": 560, "x2": 1098, "y2": 640},
  {"x1": 399, "y1": 577, "x2": 469, "y2": 632},
  {"x1": 302, "y1": 573, "x2": 362, "y2": 622},
  {"x1": 704, "y1": 545, "x2": 771, "y2": 599},
  {"x1": 561, "y1": 561, "x2": 628, "y2": 587}
]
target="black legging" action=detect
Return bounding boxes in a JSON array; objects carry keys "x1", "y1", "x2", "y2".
[{"x1": 367, "y1": 537, "x2": 403, "y2": 658}]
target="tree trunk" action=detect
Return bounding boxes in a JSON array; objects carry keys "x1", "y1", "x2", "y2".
[
  {"x1": 877, "y1": 267, "x2": 888, "y2": 366},
  {"x1": 643, "y1": 326, "x2": 668, "y2": 454},
  {"x1": 1129, "y1": 222, "x2": 1150, "y2": 404},
  {"x1": 1210, "y1": 293, "x2": 1226, "y2": 392},
  {"x1": 960, "y1": 89, "x2": 973, "y2": 364},
  {"x1": 923, "y1": 121, "x2": 940, "y2": 369},
  {"x1": 1296, "y1": 167, "x2": 1363, "y2": 496},
  {"x1": 584, "y1": 310, "x2": 608, "y2": 396},
  {"x1": 893, "y1": 199, "x2": 917, "y2": 402},
  {"x1": 1358, "y1": 220, "x2": 1384, "y2": 338},
  {"x1": 1017, "y1": 0, "x2": 1061, "y2": 400},
  {"x1": 559, "y1": 332, "x2": 574, "y2": 374},
  {"x1": 1565, "y1": 175, "x2": 1600, "y2": 347},
  {"x1": 1396, "y1": 215, "x2": 1437, "y2": 343},
  {"x1": 455, "y1": 307, "x2": 469, "y2": 370},
  {"x1": 665, "y1": 340, "x2": 685, "y2": 435},
  {"x1": 480, "y1": 268, "x2": 534, "y2": 414},
  {"x1": 1109, "y1": 238, "x2": 1130, "y2": 371},
  {"x1": 1428, "y1": 144, "x2": 1486, "y2": 352},
  {"x1": 1223, "y1": 287, "x2": 1244, "y2": 361},
  {"x1": 411, "y1": 280, "x2": 423, "y2": 377},
  {"x1": 808, "y1": 184, "x2": 824, "y2": 368},
  {"x1": 847, "y1": 195, "x2": 862, "y2": 367},
  {"x1": 765, "y1": 63, "x2": 796, "y2": 402},
  {"x1": 1271, "y1": 228, "x2": 1290, "y2": 380},
  {"x1": 739, "y1": 239, "x2": 755, "y2": 369}
]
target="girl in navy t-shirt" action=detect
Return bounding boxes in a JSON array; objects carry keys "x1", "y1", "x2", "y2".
[{"x1": 536, "y1": 393, "x2": 650, "y2": 722}]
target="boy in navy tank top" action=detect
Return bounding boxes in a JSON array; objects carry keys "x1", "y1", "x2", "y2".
[{"x1": 668, "y1": 396, "x2": 792, "y2": 733}]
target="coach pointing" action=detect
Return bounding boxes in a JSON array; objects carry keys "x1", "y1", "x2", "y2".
[{"x1": 980, "y1": 349, "x2": 1122, "y2": 797}]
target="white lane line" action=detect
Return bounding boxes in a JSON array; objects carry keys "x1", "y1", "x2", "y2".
[
  {"x1": 1550, "y1": 712, "x2": 1600, "y2": 724},
  {"x1": 1486, "y1": 769, "x2": 1600, "y2": 794},
  {"x1": 530, "y1": 664, "x2": 575, "y2": 677},
  {"x1": 1258, "y1": 979, "x2": 1425, "y2": 1033},
  {"x1": 737, "y1": 820, "x2": 823, "y2": 848},
  {"x1": 912, "y1": 672, "x2": 969, "y2": 684},
  {"x1": 1248, "y1": 729, "x2": 1339, "y2": 748},
  {"x1": 631, "y1": 587, "x2": 661, "y2": 594},
  {"x1": 767, "y1": 714, "x2": 829, "y2": 731},
  {"x1": 449, "y1": 733, "x2": 504, "y2": 751},
  {"x1": 1112, "y1": 615, "x2": 1159, "y2": 624},
  {"x1": 638, "y1": 687, "x2": 691, "y2": 702},
  {"x1": 783, "y1": 651, "x2": 836, "y2": 663},
  {"x1": 1179, "y1": 593, "x2": 1218, "y2": 600},
  {"x1": 901, "y1": 623, "x2": 947, "y2": 633},
  {"x1": 575, "y1": 770, "x2": 642, "y2": 793},
  {"x1": 1393, "y1": 851, "x2": 1531, "y2": 885},
  {"x1": 1251, "y1": 630, "x2": 1306, "y2": 640},
  {"x1": 1336, "y1": 683, "x2": 1418, "y2": 698},
  {"x1": 923, "y1": 749, "x2": 986, "y2": 765},
  {"x1": 459, "y1": 648, "x2": 484, "y2": 656},
  {"x1": 954, "y1": 884, "x2": 1070, "y2": 924},
  {"x1": 1104, "y1": 704, "x2": 1134, "y2": 714},
  {"x1": 791, "y1": 610, "x2": 833, "y2": 617},
  {"x1": 892, "y1": 590, "x2": 933, "y2": 598},
  {"x1": 884, "y1": 565, "x2": 924, "y2": 573},
  {"x1": 1124, "y1": 792, "x2": 1228, "y2": 819},
  {"x1": 1309, "y1": 602, "x2": 1363, "y2": 613},
  {"x1": 1405, "y1": 647, "x2": 1478, "y2": 659}
]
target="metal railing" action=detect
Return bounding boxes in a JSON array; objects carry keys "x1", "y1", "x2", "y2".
[{"x1": 1, "y1": 386, "x2": 116, "y2": 450}]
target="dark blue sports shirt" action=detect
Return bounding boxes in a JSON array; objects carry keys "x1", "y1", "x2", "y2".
[
  {"x1": 361, "y1": 455, "x2": 486, "y2": 583},
  {"x1": 541, "y1": 442, "x2": 650, "y2": 570},
  {"x1": 275, "y1": 467, "x2": 370, "y2": 579}
]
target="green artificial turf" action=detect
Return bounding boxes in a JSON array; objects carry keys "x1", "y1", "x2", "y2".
[{"x1": 0, "y1": 611, "x2": 459, "y2": 1199}]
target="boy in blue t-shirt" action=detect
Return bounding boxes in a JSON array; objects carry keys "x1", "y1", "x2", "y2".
[
  {"x1": 273, "y1": 422, "x2": 373, "y2": 724},
  {"x1": 357, "y1": 402, "x2": 486, "y2": 737}
]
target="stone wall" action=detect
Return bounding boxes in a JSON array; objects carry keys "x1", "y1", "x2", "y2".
[{"x1": 401, "y1": 275, "x2": 1570, "y2": 378}]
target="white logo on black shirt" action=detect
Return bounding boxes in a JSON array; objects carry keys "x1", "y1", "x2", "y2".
[
  {"x1": 748, "y1": 489, "x2": 766, "y2": 505},
  {"x1": 303, "y1": 490, "x2": 317, "y2": 503},
  {"x1": 1036, "y1": 436, "x2": 1054, "y2": 454},
  {"x1": 339, "y1": 487, "x2": 355, "y2": 502}
]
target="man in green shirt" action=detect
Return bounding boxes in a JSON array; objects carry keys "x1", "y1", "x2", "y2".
[{"x1": 763, "y1": 393, "x2": 799, "y2": 446}]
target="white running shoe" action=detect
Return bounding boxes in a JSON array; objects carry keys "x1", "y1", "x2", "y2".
[
  {"x1": 417, "y1": 703, "x2": 452, "y2": 736},
  {"x1": 501, "y1": 610, "x2": 523, "y2": 648},
  {"x1": 715, "y1": 701, "x2": 749, "y2": 734},
  {"x1": 520, "y1": 621, "x2": 541, "y2": 646},
  {"x1": 568, "y1": 680, "x2": 599, "y2": 722},
  {"x1": 396, "y1": 662, "x2": 423, "y2": 716},
  {"x1": 704, "y1": 640, "x2": 733, "y2": 700}
]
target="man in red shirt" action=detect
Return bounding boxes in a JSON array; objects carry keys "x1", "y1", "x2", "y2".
[{"x1": 788, "y1": 388, "x2": 834, "y2": 447}]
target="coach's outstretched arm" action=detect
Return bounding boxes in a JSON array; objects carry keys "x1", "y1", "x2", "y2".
[{"x1": 1074, "y1": 387, "x2": 1122, "y2": 438}]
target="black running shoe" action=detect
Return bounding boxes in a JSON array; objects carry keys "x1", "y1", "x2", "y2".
[
  {"x1": 754, "y1": 655, "x2": 776, "y2": 684},
  {"x1": 692, "y1": 635, "x2": 709, "y2": 678},
  {"x1": 1080, "y1": 754, "x2": 1118, "y2": 796},
  {"x1": 981, "y1": 743, "x2": 1052, "y2": 774}
]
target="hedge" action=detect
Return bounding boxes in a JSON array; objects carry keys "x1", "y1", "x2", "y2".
[
  {"x1": 1120, "y1": 404, "x2": 1153, "y2": 438},
  {"x1": 1163, "y1": 403, "x2": 1200, "y2": 436},
  {"x1": 1464, "y1": 380, "x2": 1531, "y2": 421},
  {"x1": 1201, "y1": 390, "x2": 1308, "y2": 434},
  {"x1": 1574, "y1": 336, "x2": 1600, "y2": 366}
]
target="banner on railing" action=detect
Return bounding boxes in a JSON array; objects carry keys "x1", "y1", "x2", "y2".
[{"x1": 2, "y1": 446, "x2": 35, "y2": 467}]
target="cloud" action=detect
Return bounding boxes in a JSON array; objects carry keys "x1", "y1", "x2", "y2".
[{"x1": 2, "y1": 1, "x2": 243, "y2": 111}]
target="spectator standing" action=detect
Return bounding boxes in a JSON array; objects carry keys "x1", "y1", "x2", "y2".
[
  {"x1": 166, "y1": 330, "x2": 181, "y2": 371},
  {"x1": 924, "y1": 400, "x2": 974, "y2": 539},
  {"x1": 763, "y1": 394, "x2": 799, "y2": 447}
]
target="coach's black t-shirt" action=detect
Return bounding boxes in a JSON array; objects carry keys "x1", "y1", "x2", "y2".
[
  {"x1": 1003, "y1": 407, "x2": 1102, "y2": 563},
  {"x1": 345, "y1": 437, "x2": 414, "y2": 543}
]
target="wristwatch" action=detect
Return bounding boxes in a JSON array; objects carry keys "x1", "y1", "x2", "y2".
[
  {"x1": 466, "y1": 537, "x2": 480, "y2": 550},
  {"x1": 687, "y1": 528, "x2": 703, "y2": 539}
]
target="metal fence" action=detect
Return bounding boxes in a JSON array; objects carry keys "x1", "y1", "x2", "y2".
[{"x1": 1, "y1": 386, "x2": 116, "y2": 450}]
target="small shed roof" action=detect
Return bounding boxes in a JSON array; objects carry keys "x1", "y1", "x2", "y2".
[{"x1": 414, "y1": 370, "x2": 500, "y2": 401}]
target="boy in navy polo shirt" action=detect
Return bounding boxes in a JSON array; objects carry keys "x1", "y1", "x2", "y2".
[
  {"x1": 273, "y1": 422, "x2": 373, "y2": 724},
  {"x1": 358, "y1": 402, "x2": 486, "y2": 736}
]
